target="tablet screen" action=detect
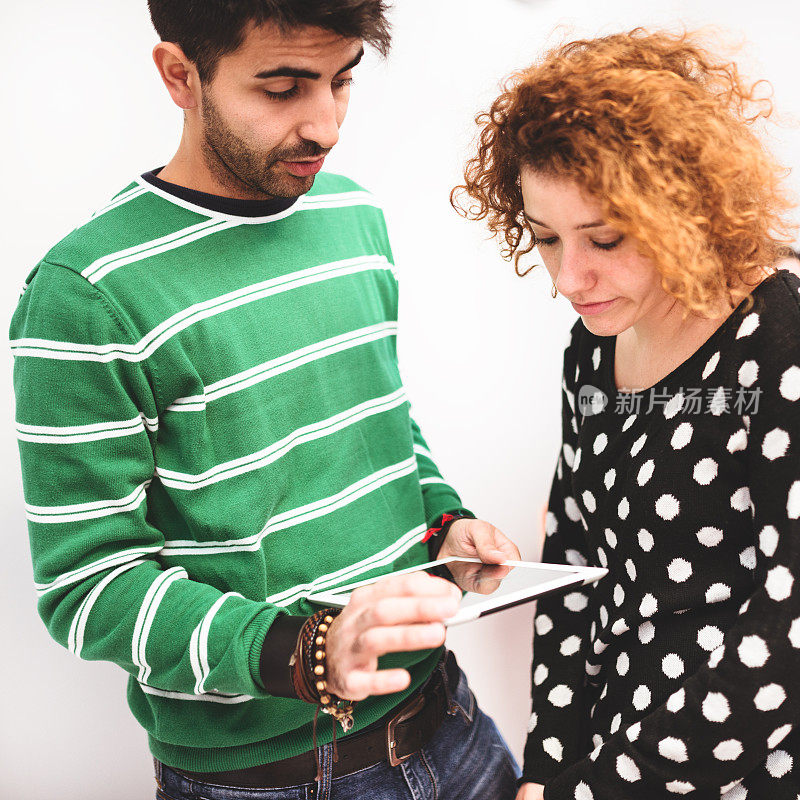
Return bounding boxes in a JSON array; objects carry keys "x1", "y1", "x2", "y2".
[
  {"x1": 441, "y1": 560, "x2": 591, "y2": 622},
  {"x1": 308, "y1": 558, "x2": 606, "y2": 625}
]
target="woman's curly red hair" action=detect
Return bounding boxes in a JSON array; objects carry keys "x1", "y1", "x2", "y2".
[{"x1": 452, "y1": 28, "x2": 796, "y2": 313}]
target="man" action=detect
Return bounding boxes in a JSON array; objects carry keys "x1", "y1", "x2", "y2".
[{"x1": 10, "y1": 1, "x2": 520, "y2": 798}]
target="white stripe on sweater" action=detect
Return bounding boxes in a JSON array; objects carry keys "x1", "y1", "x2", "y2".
[
  {"x1": 11, "y1": 256, "x2": 392, "y2": 363},
  {"x1": 26, "y1": 481, "x2": 150, "y2": 525},
  {"x1": 300, "y1": 190, "x2": 381, "y2": 211},
  {"x1": 89, "y1": 185, "x2": 149, "y2": 221},
  {"x1": 413, "y1": 444, "x2": 434, "y2": 460},
  {"x1": 190, "y1": 593, "x2": 243, "y2": 695},
  {"x1": 138, "y1": 683, "x2": 253, "y2": 704},
  {"x1": 135, "y1": 525, "x2": 426, "y2": 704},
  {"x1": 161, "y1": 457, "x2": 418, "y2": 555},
  {"x1": 419, "y1": 477, "x2": 449, "y2": 486},
  {"x1": 132, "y1": 567, "x2": 188, "y2": 684},
  {"x1": 83, "y1": 218, "x2": 237, "y2": 283},
  {"x1": 73, "y1": 185, "x2": 149, "y2": 233},
  {"x1": 35, "y1": 544, "x2": 161, "y2": 597},
  {"x1": 16, "y1": 414, "x2": 157, "y2": 444},
  {"x1": 167, "y1": 321, "x2": 399, "y2": 412},
  {"x1": 157, "y1": 388, "x2": 407, "y2": 491},
  {"x1": 267, "y1": 523, "x2": 427, "y2": 608},
  {"x1": 68, "y1": 560, "x2": 145, "y2": 657}
]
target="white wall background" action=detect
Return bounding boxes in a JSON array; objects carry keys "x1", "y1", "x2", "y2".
[{"x1": 1, "y1": 1, "x2": 798, "y2": 797}]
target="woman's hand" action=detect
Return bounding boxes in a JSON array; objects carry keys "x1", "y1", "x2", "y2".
[
  {"x1": 516, "y1": 783, "x2": 545, "y2": 800},
  {"x1": 437, "y1": 518, "x2": 521, "y2": 591}
]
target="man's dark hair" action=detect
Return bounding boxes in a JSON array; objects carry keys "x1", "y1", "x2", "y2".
[{"x1": 147, "y1": 0, "x2": 392, "y2": 81}]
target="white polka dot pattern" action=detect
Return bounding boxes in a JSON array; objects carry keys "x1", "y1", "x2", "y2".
[
  {"x1": 780, "y1": 365, "x2": 800, "y2": 401},
  {"x1": 696, "y1": 526, "x2": 723, "y2": 547},
  {"x1": 662, "y1": 653, "x2": 685, "y2": 679},
  {"x1": 542, "y1": 736, "x2": 563, "y2": 762},
  {"x1": 738, "y1": 360, "x2": 759, "y2": 387},
  {"x1": 714, "y1": 740, "x2": 743, "y2": 761},
  {"x1": 765, "y1": 750, "x2": 793, "y2": 778},
  {"x1": 702, "y1": 692, "x2": 731, "y2": 722},
  {"x1": 524, "y1": 278, "x2": 800, "y2": 797},
  {"x1": 616, "y1": 754, "x2": 641, "y2": 782},
  {"x1": 659, "y1": 736, "x2": 688, "y2": 762},
  {"x1": 671, "y1": 422, "x2": 693, "y2": 449},
  {"x1": 754, "y1": 684, "x2": 786, "y2": 711},
  {"x1": 656, "y1": 494, "x2": 680, "y2": 520},
  {"x1": 737, "y1": 636, "x2": 769, "y2": 668},
  {"x1": 703, "y1": 351, "x2": 721, "y2": 379},
  {"x1": 693, "y1": 458, "x2": 718, "y2": 485},
  {"x1": 736, "y1": 312, "x2": 760, "y2": 339},
  {"x1": 762, "y1": 428, "x2": 790, "y2": 461},
  {"x1": 574, "y1": 781, "x2": 594, "y2": 800},
  {"x1": 665, "y1": 780, "x2": 695, "y2": 794}
]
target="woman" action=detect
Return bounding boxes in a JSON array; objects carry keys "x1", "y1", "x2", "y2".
[{"x1": 455, "y1": 29, "x2": 800, "y2": 799}]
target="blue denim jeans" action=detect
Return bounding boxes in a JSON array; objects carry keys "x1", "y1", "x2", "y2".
[{"x1": 155, "y1": 666, "x2": 520, "y2": 800}]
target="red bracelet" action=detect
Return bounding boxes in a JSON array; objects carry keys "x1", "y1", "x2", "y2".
[{"x1": 422, "y1": 513, "x2": 458, "y2": 543}]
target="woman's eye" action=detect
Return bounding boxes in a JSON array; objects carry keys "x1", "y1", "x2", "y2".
[
  {"x1": 536, "y1": 236, "x2": 559, "y2": 247},
  {"x1": 592, "y1": 238, "x2": 623, "y2": 251}
]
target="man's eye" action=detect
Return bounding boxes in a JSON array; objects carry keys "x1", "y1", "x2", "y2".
[
  {"x1": 264, "y1": 85, "x2": 300, "y2": 101},
  {"x1": 333, "y1": 77, "x2": 354, "y2": 90}
]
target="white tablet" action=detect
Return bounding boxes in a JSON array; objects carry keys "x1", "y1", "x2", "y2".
[{"x1": 307, "y1": 558, "x2": 607, "y2": 626}]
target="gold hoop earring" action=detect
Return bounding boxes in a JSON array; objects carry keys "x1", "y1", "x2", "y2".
[{"x1": 551, "y1": 282, "x2": 558, "y2": 299}]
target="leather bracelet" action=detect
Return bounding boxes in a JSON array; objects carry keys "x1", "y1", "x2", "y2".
[{"x1": 290, "y1": 609, "x2": 329, "y2": 703}]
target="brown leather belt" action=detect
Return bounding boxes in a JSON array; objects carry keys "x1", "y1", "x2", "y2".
[{"x1": 169, "y1": 651, "x2": 460, "y2": 789}]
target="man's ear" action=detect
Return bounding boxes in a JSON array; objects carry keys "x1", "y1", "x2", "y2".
[{"x1": 152, "y1": 42, "x2": 200, "y2": 110}]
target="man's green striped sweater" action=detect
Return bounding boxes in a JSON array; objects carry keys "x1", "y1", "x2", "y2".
[{"x1": 10, "y1": 172, "x2": 465, "y2": 771}]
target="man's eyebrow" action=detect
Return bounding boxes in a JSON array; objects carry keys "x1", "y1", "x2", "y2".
[
  {"x1": 336, "y1": 48, "x2": 364, "y2": 76},
  {"x1": 254, "y1": 48, "x2": 364, "y2": 81},
  {"x1": 524, "y1": 213, "x2": 606, "y2": 230},
  {"x1": 255, "y1": 66, "x2": 322, "y2": 80}
]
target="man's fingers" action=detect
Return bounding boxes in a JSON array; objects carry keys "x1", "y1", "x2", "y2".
[
  {"x1": 343, "y1": 668, "x2": 412, "y2": 699},
  {"x1": 356, "y1": 622, "x2": 447, "y2": 657},
  {"x1": 355, "y1": 570, "x2": 461, "y2": 604},
  {"x1": 363, "y1": 596, "x2": 460, "y2": 629}
]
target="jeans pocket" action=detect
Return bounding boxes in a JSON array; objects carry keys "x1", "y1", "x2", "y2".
[{"x1": 447, "y1": 668, "x2": 476, "y2": 724}]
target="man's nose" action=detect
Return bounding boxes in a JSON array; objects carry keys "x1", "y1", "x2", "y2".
[{"x1": 297, "y1": 92, "x2": 340, "y2": 152}]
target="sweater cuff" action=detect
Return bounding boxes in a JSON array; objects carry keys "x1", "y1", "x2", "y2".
[
  {"x1": 425, "y1": 508, "x2": 475, "y2": 561},
  {"x1": 258, "y1": 614, "x2": 307, "y2": 698}
]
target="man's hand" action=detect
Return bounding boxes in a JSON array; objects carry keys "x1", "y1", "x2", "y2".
[
  {"x1": 516, "y1": 783, "x2": 545, "y2": 800},
  {"x1": 324, "y1": 571, "x2": 461, "y2": 700},
  {"x1": 437, "y1": 518, "x2": 521, "y2": 593}
]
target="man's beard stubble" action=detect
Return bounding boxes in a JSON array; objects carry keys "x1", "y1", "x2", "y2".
[{"x1": 200, "y1": 88, "x2": 328, "y2": 200}]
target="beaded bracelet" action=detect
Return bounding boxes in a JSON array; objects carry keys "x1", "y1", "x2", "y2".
[
  {"x1": 291, "y1": 609, "x2": 355, "y2": 731},
  {"x1": 290, "y1": 608, "x2": 356, "y2": 779}
]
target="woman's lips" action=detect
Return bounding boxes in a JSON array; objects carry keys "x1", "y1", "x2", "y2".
[
  {"x1": 281, "y1": 157, "x2": 326, "y2": 177},
  {"x1": 571, "y1": 297, "x2": 619, "y2": 316}
]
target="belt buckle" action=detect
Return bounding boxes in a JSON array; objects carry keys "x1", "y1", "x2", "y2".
[{"x1": 386, "y1": 692, "x2": 427, "y2": 767}]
